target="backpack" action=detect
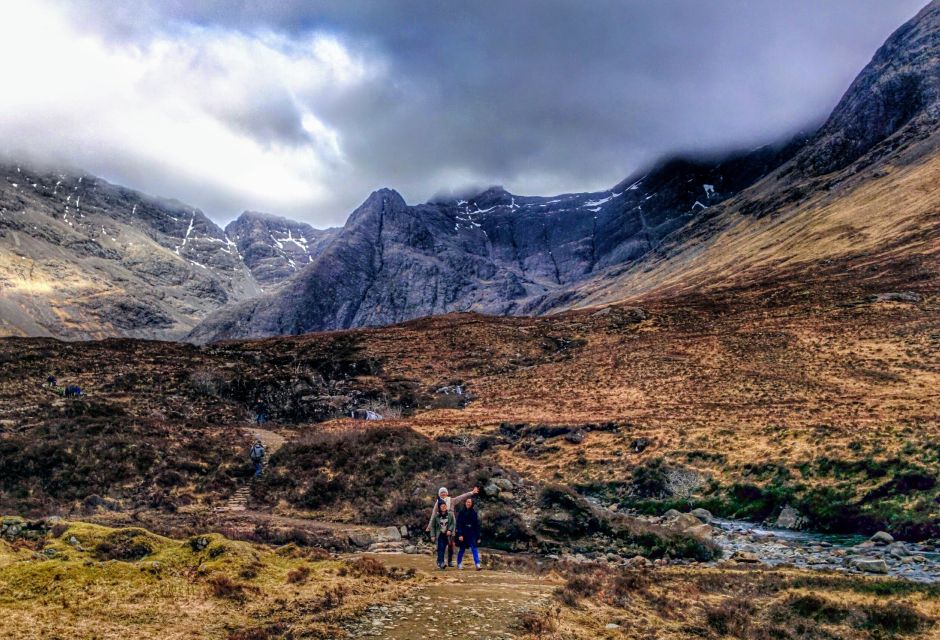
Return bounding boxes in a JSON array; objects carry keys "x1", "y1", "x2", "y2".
[{"x1": 249, "y1": 444, "x2": 265, "y2": 461}]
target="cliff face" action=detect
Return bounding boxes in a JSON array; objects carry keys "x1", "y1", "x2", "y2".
[
  {"x1": 224, "y1": 211, "x2": 338, "y2": 288},
  {"x1": 0, "y1": 165, "x2": 260, "y2": 340}
]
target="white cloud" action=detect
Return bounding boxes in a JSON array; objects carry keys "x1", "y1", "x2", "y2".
[{"x1": 0, "y1": 0, "x2": 384, "y2": 223}]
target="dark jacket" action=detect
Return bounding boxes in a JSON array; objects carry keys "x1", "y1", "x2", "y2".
[
  {"x1": 455, "y1": 507, "x2": 480, "y2": 547},
  {"x1": 430, "y1": 509, "x2": 455, "y2": 539}
]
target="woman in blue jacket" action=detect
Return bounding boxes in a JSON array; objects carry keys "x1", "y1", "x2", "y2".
[{"x1": 455, "y1": 497, "x2": 482, "y2": 570}]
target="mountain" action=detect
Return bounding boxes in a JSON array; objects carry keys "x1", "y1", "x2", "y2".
[
  {"x1": 191, "y1": 0, "x2": 940, "y2": 342},
  {"x1": 0, "y1": 164, "x2": 266, "y2": 339},
  {"x1": 224, "y1": 211, "x2": 339, "y2": 288},
  {"x1": 188, "y1": 139, "x2": 806, "y2": 342}
]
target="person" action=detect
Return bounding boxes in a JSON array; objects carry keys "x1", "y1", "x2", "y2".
[
  {"x1": 249, "y1": 439, "x2": 266, "y2": 477},
  {"x1": 426, "y1": 486, "x2": 479, "y2": 567},
  {"x1": 46, "y1": 375, "x2": 57, "y2": 388},
  {"x1": 254, "y1": 402, "x2": 267, "y2": 426},
  {"x1": 455, "y1": 497, "x2": 482, "y2": 570},
  {"x1": 430, "y1": 500, "x2": 455, "y2": 570}
]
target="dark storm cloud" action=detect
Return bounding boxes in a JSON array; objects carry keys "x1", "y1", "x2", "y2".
[{"x1": 15, "y1": 1, "x2": 932, "y2": 225}]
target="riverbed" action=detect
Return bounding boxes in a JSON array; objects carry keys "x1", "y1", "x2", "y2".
[{"x1": 712, "y1": 518, "x2": 940, "y2": 583}]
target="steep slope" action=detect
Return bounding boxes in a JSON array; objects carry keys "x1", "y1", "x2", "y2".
[
  {"x1": 224, "y1": 211, "x2": 338, "y2": 287},
  {"x1": 190, "y1": 139, "x2": 804, "y2": 342},
  {"x1": 567, "y1": 0, "x2": 940, "y2": 310},
  {"x1": 191, "y1": 2, "x2": 940, "y2": 343},
  {"x1": 0, "y1": 164, "x2": 261, "y2": 339}
]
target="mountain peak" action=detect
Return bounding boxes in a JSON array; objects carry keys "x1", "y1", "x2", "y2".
[{"x1": 798, "y1": 0, "x2": 940, "y2": 175}]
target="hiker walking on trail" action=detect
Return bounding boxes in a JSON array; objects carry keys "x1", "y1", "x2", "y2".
[
  {"x1": 46, "y1": 375, "x2": 57, "y2": 388},
  {"x1": 430, "y1": 501, "x2": 456, "y2": 570},
  {"x1": 254, "y1": 402, "x2": 268, "y2": 426},
  {"x1": 456, "y1": 497, "x2": 482, "y2": 570},
  {"x1": 249, "y1": 439, "x2": 266, "y2": 477},
  {"x1": 426, "y1": 486, "x2": 479, "y2": 567}
]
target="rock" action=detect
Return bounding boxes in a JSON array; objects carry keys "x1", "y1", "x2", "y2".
[
  {"x1": 630, "y1": 438, "x2": 650, "y2": 453},
  {"x1": 483, "y1": 483, "x2": 500, "y2": 497},
  {"x1": 403, "y1": 545, "x2": 418, "y2": 554},
  {"x1": 690, "y1": 508, "x2": 713, "y2": 522},
  {"x1": 867, "y1": 292, "x2": 922, "y2": 304},
  {"x1": 626, "y1": 555, "x2": 652, "y2": 568},
  {"x1": 870, "y1": 531, "x2": 894, "y2": 545},
  {"x1": 493, "y1": 478, "x2": 514, "y2": 492},
  {"x1": 189, "y1": 536, "x2": 211, "y2": 551},
  {"x1": 775, "y1": 505, "x2": 805, "y2": 530},
  {"x1": 686, "y1": 524, "x2": 714, "y2": 541},
  {"x1": 852, "y1": 558, "x2": 889, "y2": 574},
  {"x1": 348, "y1": 532, "x2": 377, "y2": 548},
  {"x1": 564, "y1": 431, "x2": 584, "y2": 444},
  {"x1": 606, "y1": 623, "x2": 622, "y2": 630},
  {"x1": 668, "y1": 513, "x2": 703, "y2": 531},
  {"x1": 500, "y1": 492, "x2": 516, "y2": 502},
  {"x1": 663, "y1": 509, "x2": 682, "y2": 519},
  {"x1": 68, "y1": 536, "x2": 81, "y2": 547},
  {"x1": 608, "y1": 503, "x2": 619, "y2": 512},
  {"x1": 731, "y1": 551, "x2": 761, "y2": 564},
  {"x1": 399, "y1": 525, "x2": 409, "y2": 537}
]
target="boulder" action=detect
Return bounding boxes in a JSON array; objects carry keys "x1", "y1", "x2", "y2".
[
  {"x1": 690, "y1": 508, "x2": 713, "y2": 522},
  {"x1": 483, "y1": 483, "x2": 500, "y2": 497},
  {"x1": 348, "y1": 531, "x2": 378, "y2": 548},
  {"x1": 376, "y1": 526, "x2": 402, "y2": 543},
  {"x1": 399, "y1": 525, "x2": 409, "y2": 537},
  {"x1": 626, "y1": 555, "x2": 652, "y2": 568},
  {"x1": 668, "y1": 513, "x2": 703, "y2": 531},
  {"x1": 685, "y1": 524, "x2": 714, "y2": 541},
  {"x1": 775, "y1": 505, "x2": 805, "y2": 530},
  {"x1": 564, "y1": 431, "x2": 585, "y2": 444},
  {"x1": 870, "y1": 531, "x2": 894, "y2": 545},
  {"x1": 500, "y1": 492, "x2": 516, "y2": 502},
  {"x1": 493, "y1": 478, "x2": 514, "y2": 492},
  {"x1": 852, "y1": 558, "x2": 889, "y2": 574},
  {"x1": 662, "y1": 509, "x2": 683, "y2": 519},
  {"x1": 731, "y1": 551, "x2": 761, "y2": 563}
]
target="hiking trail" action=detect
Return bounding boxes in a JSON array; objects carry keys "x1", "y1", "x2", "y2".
[
  {"x1": 344, "y1": 553, "x2": 559, "y2": 639},
  {"x1": 217, "y1": 426, "x2": 287, "y2": 513}
]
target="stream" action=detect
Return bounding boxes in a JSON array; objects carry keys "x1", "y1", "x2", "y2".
[{"x1": 711, "y1": 518, "x2": 940, "y2": 583}]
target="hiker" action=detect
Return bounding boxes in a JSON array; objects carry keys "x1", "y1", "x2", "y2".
[
  {"x1": 430, "y1": 500, "x2": 456, "y2": 570},
  {"x1": 46, "y1": 375, "x2": 57, "y2": 388},
  {"x1": 455, "y1": 496, "x2": 482, "y2": 570},
  {"x1": 64, "y1": 384, "x2": 81, "y2": 398},
  {"x1": 426, "y1": 485, "x2": 480, "y2": 567},
  {"x1": 254, "y1": 402, "x2": 267, "y2": 426},
  {"x1": 249, "y1": 439, "x2": 266, "y2": 477}
]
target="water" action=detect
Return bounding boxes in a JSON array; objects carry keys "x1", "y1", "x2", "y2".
[{"x1": 711, "y1": 518, "x2": 940, "y2": 583}]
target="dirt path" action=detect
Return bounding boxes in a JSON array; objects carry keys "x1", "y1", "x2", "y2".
[
  {"x1": 217, "y1": 426, "x2": 288, "y2": 513},
  {"x1": 344, "y1": 553, "x2": 559, "y2": 639}
]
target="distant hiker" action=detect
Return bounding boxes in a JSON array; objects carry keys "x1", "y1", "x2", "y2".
[
  {"x1": 425, "y1": 485, "x2": 480, "y2": 567},
  {"x1": 430, "y1": 500, "x2": 456, "y2": 570},
  {"x1": 455, "y1": 497, "x2": 482, "y2": 570},
  {"x1": 46, "y1": 375, "x2": 57, "y2": 388},
  {"x1": 249, "y1": 439, "x2": 266, "y2": 477},
  {"x1": 254, "y1": 403, "x2": 267, "y2": 426},
  {"x1": 64, "y1": 384, "x2": 81, "y2": 398}
]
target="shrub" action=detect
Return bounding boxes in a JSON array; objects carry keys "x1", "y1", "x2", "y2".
[
  {"x1": 704, "y1": 597, "x2": 755, "y2": 637},
  {"x1": 286, "y1": 565, "x2": 311, "y2": 584},
  {"x1": 94, "y1": 529, "x2": 155, "y2": 561},
  {"x1": 206, "y1": 575, "x2": 254, "y2": 601}
]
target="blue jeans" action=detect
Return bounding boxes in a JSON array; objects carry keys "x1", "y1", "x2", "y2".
[
  {"x1": 457, "y1": 542, "x2": 480, "y2": 567},
  {"x1": 436, "y1": 534, "x2": 450, "y2": 567},
  {"x1": 253, "y1": 461, "x2": 263, "y2": 477}
]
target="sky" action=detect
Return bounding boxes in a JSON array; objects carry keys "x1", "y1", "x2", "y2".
[{"x1": 0, "y1": 0, "x2": 928, "y2": 227}]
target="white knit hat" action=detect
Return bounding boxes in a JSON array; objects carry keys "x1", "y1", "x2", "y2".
[{"x1": 438, "y1": 487, "x2": 448, "y2": 496}]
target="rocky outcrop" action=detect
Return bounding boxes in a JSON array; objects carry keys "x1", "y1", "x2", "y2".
[
  {"x1": 0, "y1": 164, "x2": 260, "y2": 340},
  {"x1": 189, "y1": 140, "x2": 803, "y2": 342},
  {"x1": 225, "y1": 211, "x2": 338, "y2": 287}
]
